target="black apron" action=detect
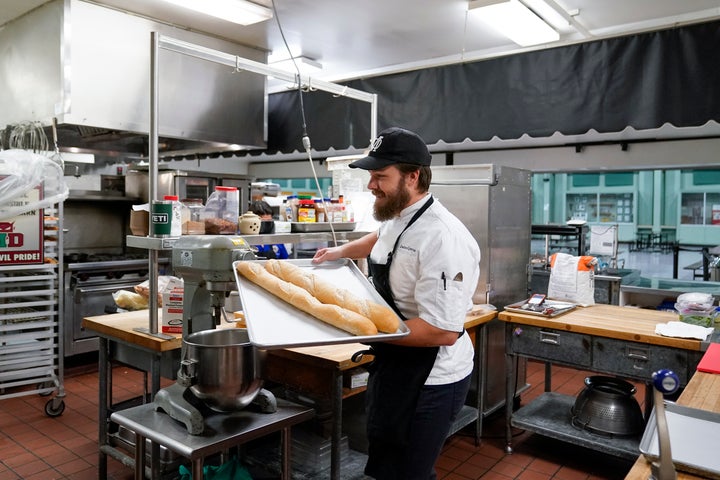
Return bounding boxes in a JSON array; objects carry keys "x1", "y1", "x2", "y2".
[{"x1": 363, "y1": 196, "x2": 439, "y2": 480}]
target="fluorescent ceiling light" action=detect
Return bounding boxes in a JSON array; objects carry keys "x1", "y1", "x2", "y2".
[
  {"x1": 270, "y1": 56, "x2": 323, "y2": 76},
  {"x1": 468, "y1": 0, "x2": 560, "y2": 47},
  {"x1": 160, "y1": 0, "x2": 272, "y2": 26}
]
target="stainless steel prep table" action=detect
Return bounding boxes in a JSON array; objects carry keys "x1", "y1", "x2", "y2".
[
  {"x1": 498, "y1": 304, "x2": 709, "y2": 459},
  {"x1": 110, "y1": 398, "x2": 313, "y2": 480}
]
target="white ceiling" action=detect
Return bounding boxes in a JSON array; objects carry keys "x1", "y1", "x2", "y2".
[
  {"x1": 4, "y1": 0, "x2": 720, "y2": 85},
  {"x1": 3, "y1": 0, "x2": 720, "y2": 158}
]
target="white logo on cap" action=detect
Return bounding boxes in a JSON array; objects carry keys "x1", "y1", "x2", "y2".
[{"x1": 371, "y1": 136, "x2": 384, "y2": 152}]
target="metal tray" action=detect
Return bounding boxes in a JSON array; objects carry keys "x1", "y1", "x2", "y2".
[
  {"x1": 233, "y1": 259, "x2": 408, "y2": 349},
  {"x1": 290, "y1": 222, "x2": 356, "y2": 233},
  {"x1": 504, "y1": 299, "x2": 577, "y2": 317},
  {"x1": 640, "y1": 402, "x2": 720, "y2": 479}
]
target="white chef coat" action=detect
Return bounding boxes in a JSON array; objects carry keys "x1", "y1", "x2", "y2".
[{"x1": 369, "y1": 193, "x2": 481, "y2": 385}]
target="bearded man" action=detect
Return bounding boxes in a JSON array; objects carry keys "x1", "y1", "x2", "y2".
[{"x1": 312, "y1": 127, "x2": 481, "y2": 480}]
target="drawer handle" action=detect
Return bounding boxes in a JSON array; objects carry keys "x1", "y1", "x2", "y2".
[
  {"x1": 627, "y1": 346, "x2": 649, "y2": 361},
  {"x1": 539, "y1": 331, "x2": 560, "y2": 345},
  {"x1": 627, "y1": 347, "x2": 650, "y2": 361}
]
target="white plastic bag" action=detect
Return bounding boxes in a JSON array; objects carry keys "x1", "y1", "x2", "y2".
[
  {"x1": 547, "y1": 253, "x2": 597, "y2": 306},
  {"x1": 0, "y1": 149, "x2": 69, "y2": 220}
]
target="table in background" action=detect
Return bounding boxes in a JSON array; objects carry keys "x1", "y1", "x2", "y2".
[{"x1": 498, "y1": 304, "x2": 708, "y2": 459}]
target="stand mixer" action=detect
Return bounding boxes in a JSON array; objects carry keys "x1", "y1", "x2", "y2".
[{"x1": 154, "y1": 235, "x2": 277, "y2": 434}]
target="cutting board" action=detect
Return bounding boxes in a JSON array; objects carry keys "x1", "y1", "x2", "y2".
[{"x1": 697, "y1": 343, "x2": 720, "y2": 374}]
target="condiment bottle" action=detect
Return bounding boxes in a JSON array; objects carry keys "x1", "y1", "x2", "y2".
[
  {"x1": 164, "y1": 195, "x2": 182, "y2": 236},
  {"x1": 314, "y1": 199, "x2": 327, "y2": 222}
]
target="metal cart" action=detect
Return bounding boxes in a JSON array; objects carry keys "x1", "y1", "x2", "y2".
[{"x1": 0, "y1": 203, "x2": 65, "y2": 416}]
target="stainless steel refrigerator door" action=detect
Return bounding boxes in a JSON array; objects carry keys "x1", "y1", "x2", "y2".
[{"x1": 430, "y1": 164, "x2": 531, "y2": 415}]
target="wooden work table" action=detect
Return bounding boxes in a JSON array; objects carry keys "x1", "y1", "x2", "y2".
[
  {"x1": 83, "y1": 305, "x2": 497, "y2": 480},
  {"x1": 498, "y1": 304, "x2": 711, "y2": 461}
]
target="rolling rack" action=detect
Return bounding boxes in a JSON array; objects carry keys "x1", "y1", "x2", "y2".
[{"x1": 0, "y1": 201, "x2": 66, "y2": 416}]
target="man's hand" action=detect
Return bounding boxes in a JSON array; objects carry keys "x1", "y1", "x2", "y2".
[{"x1": 312, "y1": 246, "x2": 344, "y2": 264}]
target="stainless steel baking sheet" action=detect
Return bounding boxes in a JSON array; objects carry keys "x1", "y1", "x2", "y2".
[
  {"x1": 504, "y1": 299, "x2": 577, "y2": 317},
  {"x1": 233, "y1": 259, "x2": 408, "y2": 349},
  {"x1": 639, "y1": 402, "x2": 720, "y2": 479},
  {"x1": 290, "y1": 222, "x2": 356, "y2": 233}
]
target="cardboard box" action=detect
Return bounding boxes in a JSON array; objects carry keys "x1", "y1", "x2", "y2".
[{"x1": 161, "y1": 282, "x2": 184, "y2": 333}]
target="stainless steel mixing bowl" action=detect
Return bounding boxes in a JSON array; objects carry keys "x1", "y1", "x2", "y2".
[{"x1": 182, "y1": 328, "x2": 265, "y2": 412}]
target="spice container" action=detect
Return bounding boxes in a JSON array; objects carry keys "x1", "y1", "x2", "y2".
[
  {"x1": 204, "y1": 186, "x2": 239, "y2": 234},
  {"x1": 297, "y1": 199, "x2": 316, "y2": 222}
]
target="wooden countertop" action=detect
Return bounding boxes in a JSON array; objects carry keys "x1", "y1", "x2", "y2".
[
  {"x1": 498, "y1": 304, "x2": 705, "y2": 351},
  {"x1": 83, "y1": 305, "x2": 497, "y2": 361},
  {"x1": 625, "y1": 371, "x2": 720, "y2": 479}
]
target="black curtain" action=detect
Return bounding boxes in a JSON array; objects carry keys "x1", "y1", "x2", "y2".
[{"x1": 267, "y1": 20, "x2": 720, "y2": 154}]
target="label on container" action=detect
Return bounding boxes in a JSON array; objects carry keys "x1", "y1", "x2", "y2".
[
  {"x1": 151, "y1": 201, "x2": 173, "y2": 237},
  {"x1": 298, "y1": 206, "x2": 316, "y2": 222}
]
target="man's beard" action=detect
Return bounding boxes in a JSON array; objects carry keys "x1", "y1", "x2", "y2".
[{"x1": 372, "y1": 178, "x2": 411, "y2": 221}]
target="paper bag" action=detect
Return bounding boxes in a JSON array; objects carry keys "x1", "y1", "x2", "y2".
[{"x1": 547, "y1": 253, "x2": 597, "y2": 306}]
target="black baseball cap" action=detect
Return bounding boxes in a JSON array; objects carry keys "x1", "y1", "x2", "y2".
[{"x1": 349, "y1": 127, "x2": 431, "y2": 170}]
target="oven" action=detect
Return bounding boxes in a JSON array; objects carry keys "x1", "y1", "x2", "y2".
[{"x1": 63, "y1": 256, "x2": 170, "y2": 356}]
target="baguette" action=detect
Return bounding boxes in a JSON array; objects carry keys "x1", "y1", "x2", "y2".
[
  {"x1": 264, "y1": 259, "x2": 400, "y2": 333},
  {"x1": 236, "y1": 262, "x2": 378, "y2": 336}
]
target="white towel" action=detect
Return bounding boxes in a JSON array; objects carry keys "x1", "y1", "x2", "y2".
[{"x1": 655, "y1": 321, "x2": 714, "y2": 340}]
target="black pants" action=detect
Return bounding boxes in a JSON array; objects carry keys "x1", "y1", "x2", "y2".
[{"x1": 366, "y1": 374, "x2": 472, "y2": 480}]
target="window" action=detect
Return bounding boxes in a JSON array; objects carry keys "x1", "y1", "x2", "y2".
[
  {"x1": 681, "y1": 192, "x2": 720, "y2": 225},
  {"x1": 567, "y1": 193, "x2": 633, "y2": 223}
]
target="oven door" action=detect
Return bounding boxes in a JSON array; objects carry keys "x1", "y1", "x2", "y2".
[{"x1": 66, "y1": 280, "x2": 141, "y2": 356}]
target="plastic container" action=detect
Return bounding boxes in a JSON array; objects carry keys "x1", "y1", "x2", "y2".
[
  {"x1": 163, "y1": 195, "x2": 182, "y2": 237},
  {"x1": 181, "y1": 198, "x2": 205, "y2": 235},
  {"x1": 204, "y1": 186, "x2": 239, "y2": 234},
  {"x1": 675, "y1": 292, "x2": 718, "y2": 327}
]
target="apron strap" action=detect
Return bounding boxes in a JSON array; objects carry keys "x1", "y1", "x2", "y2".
[{"x1": 386, "y1": 195, "x2": 434, "y2": 264}]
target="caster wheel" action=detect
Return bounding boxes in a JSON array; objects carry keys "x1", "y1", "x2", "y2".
[{"x1": 45, "y1": 399, "x2": 65, "y2": 417}]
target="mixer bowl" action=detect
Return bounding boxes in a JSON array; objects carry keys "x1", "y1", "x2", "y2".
[{"x1": 183, "y1": 328, "x2": 265, "y2": 412}]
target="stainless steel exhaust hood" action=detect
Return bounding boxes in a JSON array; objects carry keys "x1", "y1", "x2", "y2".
[{"x1": 0, "y1": 0, "x2": 268, "y2": 159}]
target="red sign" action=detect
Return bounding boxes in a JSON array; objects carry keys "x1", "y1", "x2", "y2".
[{"x1": 0, "y1": 185, "x2": 44, "y2": 265}]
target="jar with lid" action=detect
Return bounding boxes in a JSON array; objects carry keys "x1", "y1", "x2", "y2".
[
  {"x1": 297, "y1": 199, "x2": 316, "y2": 222},
  {"x1": 181, "y1": 198, "x2": 205, "y2": 234},
  {"x1": 204, "y1": 186, "x2": 239, "y2": 234}
]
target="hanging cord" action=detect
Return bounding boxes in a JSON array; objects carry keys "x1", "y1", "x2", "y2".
[{"x1": 271, "y1": 0, "x2": 338, "y2": 246}]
